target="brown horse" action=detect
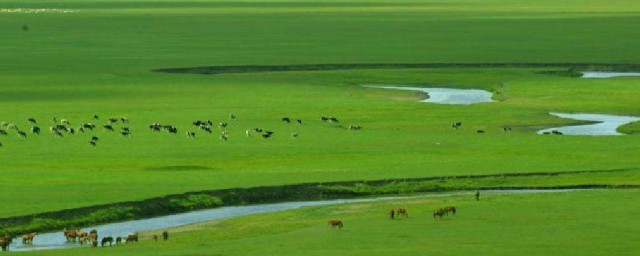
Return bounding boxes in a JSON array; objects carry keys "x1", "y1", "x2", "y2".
[
  {"x1": 328, "y1": 220, "x2": 344, "y2": 229},
  {"x1": 0, "y1": 236, "x2": 13, "y2": 251},
  {"x1": 63, "y1": 229, "x2": 80, "y2": 243},
  {"x1": 433, "y1": 209, "x2": 446, "y2": 219},
  {"x1": 22, "y1": 232, "x2": 37, "y2": 244},
  {"x1": 126, "y1": 234, "x2": 138, "y2": 243},
  {"x1": 396, "y1": 208, "x2": 408, "y2": 218},
  {"x1": 443, "y1": 206, "x2": 456, "y2": 216},
  {"x1": 162, "y1": 231, "x2": 169, "y2": 241}
]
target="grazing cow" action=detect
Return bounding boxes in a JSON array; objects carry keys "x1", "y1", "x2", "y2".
[
  {"x1": 31, "y1": 126, "x2": 40, "y2": 134},
  {"x1": 21, "y1": 232, "x2": 37, "y2": 244},
  {"x1": 120, "y1": 117, "x2": 128, "y2": 123},
  {"x1": 0, "y1": 130, "x2": 7, "y2": 135},
  {"x1": 296, "y1": 119, "x2": 303, "y2": 125},
  {"x1": 52, "y1": 117, "x2": 57, "y2": 123},
  {"x1": 321, "y1": 117, "x2": 329, "y2": 122},
  {"x1": 186, "y1": 132, "x2": 196, "y2": 138},
  {"x1": 219, "y1": 122, "x2": 228, "y2": 129},
  {"x1": 220, "y1": 133, "x2": 228, "y2": 141},
  {"x1": 115, "y1": 237, "x2": 122, "y2": 245},
  {"x1": 17, "y1": 131, "x2": 27, "y2": 138},
  {"x1": 451, "y1": 122, "x2": 462, "y2": 129},
  {"x1": 261, "y1": 133, "x2": 272, "y2": 138},
  {"x1": 443, "y1": 206, "x2": 456, "y2": 216},
  {"x1": 193, "y1": 120, "x2": 205, "y2": 126},
  {"x1": 329, "y1": 117, "x2": 339, "y2": 123},
  {"x1": 433, "y1": 209, "x2": 446, "y2": 219},
  {"x1": 206, "y1": 120, "x2": 213, "y2": 126},
  {"x1": 396, "y1": 208, "x2": 408, "y2": 218},
  {"x1": 0, "y1": 236, "x2": 13, "y2": 251},
  {"x1": 91, "y1": 136, "x2": 99, "y2": 141},
  {"x1": 125, "y1": 234, "x2": 138, "y2": 244},
  {"x1": 121, "y1": 131, "x2": 131, "y2": 137},
  {"x1": 108, "y1": 118, "x2": 118, "y2": 124},
  {"x1": 83, "y1": 123, "x2": 95, "y2": 130},
  {"x1": 282, "y1": 117, "x2": 291, "y2": 123},
  {"x1": 230, "y1": 114, "x2": 236, "y2": 120},
  {"x1": 68, "y1": 128, "x2": 75, "y2": 135},
  {"x1": 503, "y1": 127, "x2": 512, "y2": 132},
  {"x1": 291, "y1": 133, "x2": 298, "y2": 138},
  {"x1": 28, "y1": 118, "x2": 37, "y2": 124},
  {"x1": 348, "y1": 125, "x2": 362, "y2": 130},
  {"x1": 477, "y1": 130, "x2": 485, "y2": 134},
  {"x1": 253, "y1": 128, "x2": 263, "y2": 133},
  {"x1": 162, "y1": 231, "x2": 169, "y2": 241},
  {"x1": 89, "y1": 141, "x2": 97, "y2": 146},
  {"x1": 101, "y1": 236, "x2": 113, "y2": 247},
  {"x1": 201, "y1": 126, "x2": 212, "y2": 133},
  {"x1": 152, "y1": 235, "x2": 158, "y2": 241},
  {"x1": 103, "y1": 125, "x2": 114, "y2": 131},
  {"x1": 328, "y1": 220, "x2": 343, "y2": 229},
  {"x1": 168, "y1": 127, "x2": 178, "y2": 134},
  {"x1": 551, "y1": 130, "x2": 563, "y2": 135},
  {"x1": 61, "y1": 119, "x2": 70, "y2": 125},
  {"x1": 93, "y1": 114, "x2": 99, "y2": 120}
]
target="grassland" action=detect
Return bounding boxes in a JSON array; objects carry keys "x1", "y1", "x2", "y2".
[
  {"x1": 22, "y1": 189, "x2": 640, "y2": 256},
  {"x1": 1, "y1": 0, "x2": 640, "y2": 236}
]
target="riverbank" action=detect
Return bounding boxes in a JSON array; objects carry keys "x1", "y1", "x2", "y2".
[{"x1": 2, "y1": 168, "x2": 638, "y2": 237}]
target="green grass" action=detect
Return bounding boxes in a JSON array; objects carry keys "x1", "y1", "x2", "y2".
[
  {"x1": 23, "y1": 189, "x2": 640, "y2": 256},
  {"x1": 1, "y1": 0, "x2": 640, "y2": 220}
]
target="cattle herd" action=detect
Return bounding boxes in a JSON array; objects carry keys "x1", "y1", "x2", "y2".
[
  {"x1": 0, "y1": 229, "x2": 169, "y2": 251},
  {"x1": 0, "y1": 114, "x2": 364, "y2": 149},
  {"x1": 329, "y1": 206, "x2": 458, "y2": 230}
]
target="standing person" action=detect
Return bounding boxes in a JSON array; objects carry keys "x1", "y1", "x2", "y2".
[{"x1": 475, "y1": 190, "x2": 480, "y2": 201}]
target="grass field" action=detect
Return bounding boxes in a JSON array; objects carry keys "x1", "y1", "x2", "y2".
[
  {"x1": 23, "y1": 189, "x2": 640, "y2": 255},
  {"x1": 1, "y1": 0, "x2": 640, "y2": 252}
]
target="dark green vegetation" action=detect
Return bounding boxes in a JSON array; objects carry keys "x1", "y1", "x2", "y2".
[
  {"x1": 1, "y1": 0, "x2": 640, "y2": 253},
  {"x1": 25, "y1": 189, "x2": 640, "y2": 255}
]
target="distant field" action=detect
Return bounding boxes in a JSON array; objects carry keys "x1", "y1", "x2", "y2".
[
  {"x1": 24, "y1": 189, "x2": 640, "y2": 256},
  {"x1": 1, "y1": 0, "x2": 640, "y2": 221}
]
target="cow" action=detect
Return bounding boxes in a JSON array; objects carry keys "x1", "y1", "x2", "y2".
[
  {"x1": 477, "y1": 130, "x2": 485, "y2": 134},
  {"x1": 296, "y1": 119, "x2": 303, "y2": 125},
  {"x1": 0, "y1": 130, "x2": 7, "y2": 136},
  {"x1": 282, "y1": 117, "x2": 291, "y2": 123},
  {"x1": 17, "y1": 131, "x2": 27, "y2": 138},
  {"x1": 451, "y1": 122, "x2": 462, "y2": 129},
  {"x1": 219, "y1": 122, "x2": 228, "y2": 129},
  {"x1": 120, "y1": 117, "x2": 128, "y2": 123},
  {"x1": 186, "y1": 132, "x2": 196, "y2": 138},
  {"x1": 28, "y1": 118, "x2": 37, "y2": 124},
  {"x1": 103, "y1": 125, "x2": 114, "y2": 131},
  {"x1": 291, "y1": 133, "x2": 299, "y2": 138},
  {"x1": 31, "y1": 126, "x2": 40, "y2": 134},
  {"x1": 329, "y1": 117, "x2": 339, "y2": 123},
  {"x1": 93, "y1": 114, "x2": 99, "y2": 120},
  {"x1": 108, "y1": 118, "x2": 118, "y2": 124}
]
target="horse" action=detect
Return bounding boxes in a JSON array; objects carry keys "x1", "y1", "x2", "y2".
[
  {"x1": 433, "y1": 209, "x2": 446, "y2": 219},
  {"x1": 152, "y1": 235, "x2": 158, "y2": 241},
  {"x1": 63, "y1": 229, "x2": 80, "y2": 243},
  {"x1": 0, "y1": 236, "x2": 13, "y2": 251},
  {"x1": 115, "y1": 237, "x2": 122, "y2": 245},
  {"x1": 21, "y1": 232, "x2": 37, "y2": 244},
  {"x1": 396, "y1": 208, "x2": 408, "y2": 218},
  {"x1": 125, "y1": 234, "x2": 138, "y2": 243},
  {"x1": 162, "y1": 231, "x2": 169, "y2": 241},
  {"x1": 328, "y1": 220, "x2": 343, "y2": 229},
  {"x1": 389, "y1": 209, "x2": 395, "y2": 220},
  {"x1": 443, "y1": 206, "x2": 456, "y2": 216},
  {"x1": 101, "y1": 236, "x2": 113, "y2": 247}
]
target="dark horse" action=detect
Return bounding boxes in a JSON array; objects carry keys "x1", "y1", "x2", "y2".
[
  {"x1": 396, "y1": 208, "x2": 408, "y2": 218},
  {"x1": 162, "y1": 231, "x2": 169, "y2": 241},
  {"x1": 328, "y1": 220, "x2": 343, "y2": 229},
  {"x1": 443, "y1": 206, "x2": 456, "y2": 216},
  {"x1": 101, "y1": 236, "x2": 113, "y2": 247},
  {"x1": 433, "y1": 209, "x2": 446, "y2": 219}
]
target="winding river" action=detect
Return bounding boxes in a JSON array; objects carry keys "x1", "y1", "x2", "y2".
[
  {"x1": 537, "y1": 112, "x2": 640, "y2": 136},
  {"x1": 364, "y1": 85, "x2": 494, "y2": 105},
  {"x1": 581, "y1": 72, "x2": 640, "y2": 78},
  {"x1": 11, "y1": 189, "x2": 574, "y2": 252}
]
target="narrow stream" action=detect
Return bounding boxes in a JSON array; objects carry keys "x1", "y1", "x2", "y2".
[
  {"x1": 538, "y1": 112, "x2": 640, "y2": 136},
  {"x1": 11, "y1": 189, "x2": 574, "y2": 252},
  {"x1": 364, "y1": 85, "x2": 494, "y2": 105},
  {"x1": 581, "y1": 72, "x2": 640, "y2": 78}
]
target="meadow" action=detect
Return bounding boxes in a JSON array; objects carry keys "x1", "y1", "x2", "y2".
[
  {"x1": 1, "y1": 0, "x2": 640, "y2": 253},
  {"x1": 23, "y1": 189, "x2": 640, "y2": 256}
]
